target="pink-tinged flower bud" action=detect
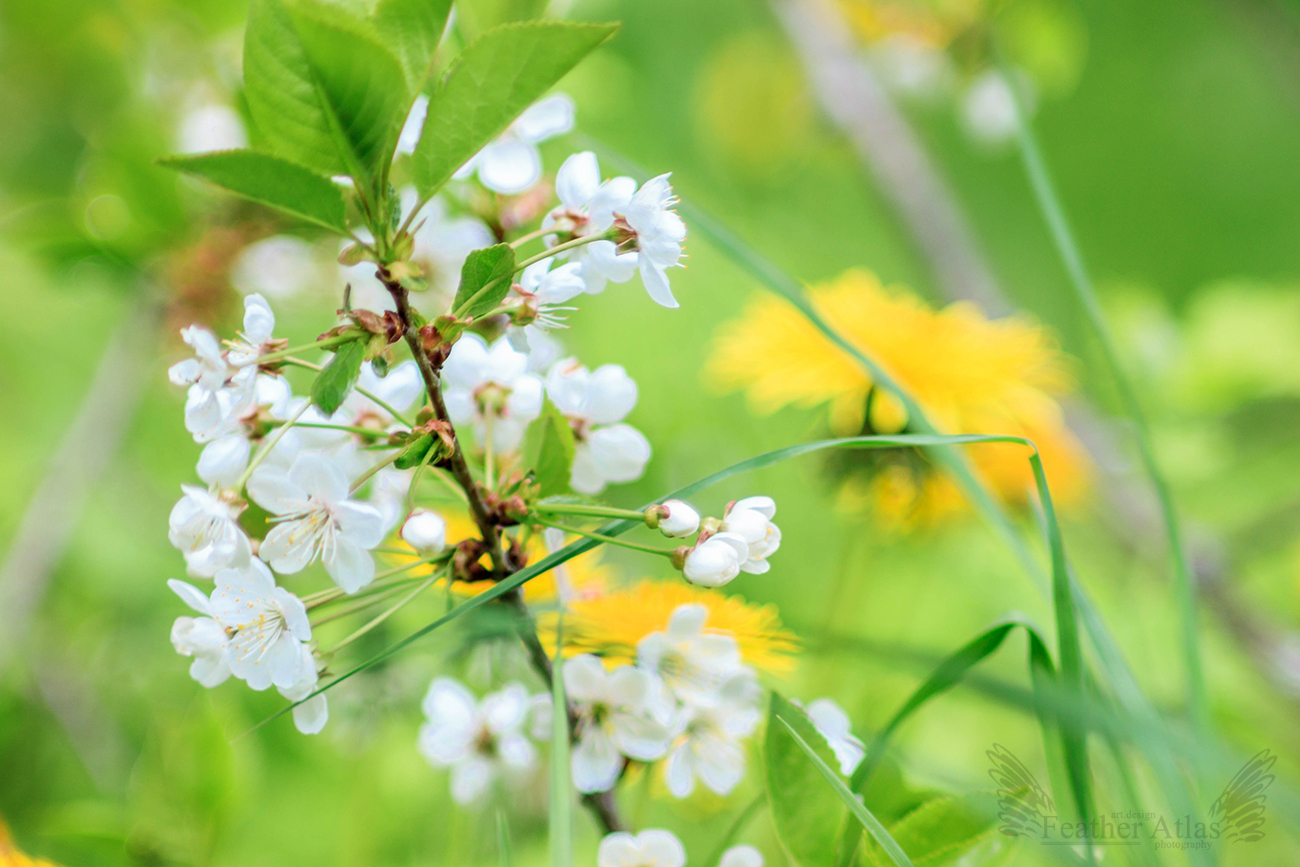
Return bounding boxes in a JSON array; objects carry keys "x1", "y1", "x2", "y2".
[
  {"x1": 650, "y1": 499, "x2": 700, "y2": 538},
  {"x1": 680, "y1": 532, "x2": 750, "y2": 588},
  {"x1": 401, "y1": 509, "x2": 447, "y2": 554}
]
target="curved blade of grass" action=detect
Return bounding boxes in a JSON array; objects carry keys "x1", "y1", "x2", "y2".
[
  {"x1": 240, "y1": 433, "x2": 1036, "y2": 735},
  {"x1": 549, "y1": 611, "x2": 571, "y2": 867},
  {"x1": 776, "y1": 716, "x2": 914, "y2": 867},
  {"x1": 497, "y1": 810, "x2": 513, "y2": 867},
  {"x1": 999, "y1": 61, "x2": 1206, "y2": 734}
]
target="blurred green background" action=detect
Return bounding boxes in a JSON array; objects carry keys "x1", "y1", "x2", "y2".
[{"x1": 5, "y1": 0, "x2": 1300, "y2": 863}]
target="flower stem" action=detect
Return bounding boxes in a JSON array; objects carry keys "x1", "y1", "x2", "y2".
[
  {"x1": 241, "y1": 334, "x2": 357, "y2": 367},
  {"x1": 484, "y1": 413, "x2": 496, "y2": 491},
  {"x1": 284, "y1": 421, "x2": 396, "y2": 438},
  {"x1": 235, "y1": 400, "x2": 310, "y2": 491},
  {"x1": 349, "y1": 450, "x2": 403, "y2": 494},
  {"x1": 532, "y1": 502, "x2": 646, "y2": 521},
  {"x1": 530, "y1": 516, "x2": 673, "y2": 558},
  {"x1": 508, "y1": 225, "x2": 552, "y2": 249},
  {"x1": 452, "y1": 232, "x2": 613, "y2": 320},
  {"x1": 280, "y1": 357, "x2": 414, "y2": 426},
  {"x1": 324, "y1": 575, "x2": 439, "y2": 650}
]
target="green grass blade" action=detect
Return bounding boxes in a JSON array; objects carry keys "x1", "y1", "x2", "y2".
[
  {"x1": 497, "y1": 810, "x2": 513, "y2": 867},
  {"x1": 776, "y1": 716, "x2": 914, "y2": 867},
  {"x1": 1002, "y1": 65, "x2": 1206, "y2": 734},
  {"x1": 549, "y1": 612, "x2": 572, "y2": 867}
]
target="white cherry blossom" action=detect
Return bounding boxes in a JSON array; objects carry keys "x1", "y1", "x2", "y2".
[
  {"x1": 441, "y1": 334, "x2": 544, "y2": 453},
  {"x1": 619, "y1": 173, "x2": 687, "y2": 309},
  {"x1": 455, "y1": 93, "x2": 575, "y2": 194},
  {"x1": 169, "y1": 326, "x2": 256, "y2": 442},
  {"x1": 401, "y1": 508, "x2": 447, "y2": 554},
  {"x1": 662, "y1": 673, "x2": 762, "y2": 798},
  {"x1": 226, "y1": 294, "x2": 278, "y2": 367},
  {"x1": 196, "y1": 433, "x2": 251, "y2": 488},
  {"x1": 654, "y1": 500, "x2": 700, "y2": 538},
  {"x1": 719, "y1": 845, "x2": 764, "y2": 867},
  {"x1": 167, "y1": 578, "x2": 231, "y2": 688},
  {"x1": 418, "y1": 678, "x2": 537, "y2": 804},
  {"x1": 208, "y1": 559, "x2": 311, "y2": 691},
  {"x1": 804, "y1": 697, "x2": 865, "y2": 776},
  {"x1": 546, "y1": 152, "x2": 638, "y2": 294},
  {"x1": 176, "y1": 103, "x2": 247, "y2": 154},
  {"x1": 168, "y1": 484, "x2": 251, "y2": 577},
  {"x1": 721, "y1": 496, "x2": 781, "y2": 574},
  {"x1": 277, "y1": 643, "x2": 328, "y2": 735},
  {"x1": 597, "y1": 830, "x2": 686, "y2": 867},
  {"x1": 680, "y1": 532, "x2": 750, "y2": 588},
  {"x1": 545, "y1": 358, "x2": 651, "y2": 494},
  {"x1": 563, "y1": 655, "x2": 674, "y2": 793},
  {"x1": 247, "y1": 452, "x2": 385, "y2": 593},
  {"x1": 230, "y1": 235, "x2": 323, "y2": 300},
  {"x1": 637, "y1": 603, "x2": 747, "y2": 714}
]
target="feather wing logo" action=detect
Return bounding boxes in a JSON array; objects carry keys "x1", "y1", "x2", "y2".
[
  {"x1": 1209, "y1": 749, "x2": 1276, "y2": 843},
  {"x1": 987, "y1": 744, "x2": 1056, "y2": 838}
]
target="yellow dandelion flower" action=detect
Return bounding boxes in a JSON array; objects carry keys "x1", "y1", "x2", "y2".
[
  {"x1": 837, "y1": 0, "x2": 984, "y2": 49},
  {"x1": 382, "y1": 509, "x2": 609, "y2": 604},
  {"x1": 705, "y1": 269, "x2": 1089, "y2": 525},
  {"x1": 541, "y1": 579, "x2": 799, "y2": 677},
  {"x1": 0, "y1": 819, "x2": 61, "y2": 867}
]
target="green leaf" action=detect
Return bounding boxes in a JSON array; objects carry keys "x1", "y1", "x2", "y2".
[
  {"x1": 852, "y1": 619, "x2": 1036, "y2": 793},
  {"x1": 456, "y1": 0, "x2": 546, "y2": 40},
  {"x1": 374, "y1": 0, "x2": 453, "y2": 90},
  {"x1": 453, "y1": 243, "x2": 516, "y2": 319},
  {"x1": 496, "y1": 810, "x2": 513, "y2": 867},
  {"x1": 765, "y1": 693, "x2": 848, "y2": 867},
  {"x1": 863, "y1": 794, "x2": 1002, "y2": 867},
  {"x1": 244, "y1": 0, "x2": 349, "y2": 176},
  {"x1": 393, "y1": 433, "x2": 435, "y2": 470},
  {"x1": 523, "y1": 400, "x2": 575, "y2": 497},
  {"x1": 158, "y1": 150, "x2": 349, "y2": 233},
  {"x1": 413, "y1": 21, "x2": 617, "y2": 198},
  {"x1": 310, "y1": 340, "x2": 366, "y2": 415},
  {"x1": 775, "y1": 715, "x2": 914, "y2": 867},
  {"x1": 283, "y1": 0, "x2": 410, "y2": 181}
]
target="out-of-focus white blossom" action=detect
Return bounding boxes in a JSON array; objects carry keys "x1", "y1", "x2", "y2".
[
  {"x1": 960, "y1": 69, "x2": 1029, "y2": 147},
  {"x1": 176, "y1": 103, "x2": 247, "y2": 154},
  {"x1": 804, "y1": 697, "x2": 865, "y2": 776},
  {"x1": 662, "y1": 673, "x2": 762, "y2": 798},
  {"x1": 455, "y1": 93, "x2": 575, "y2": 194},
  {"x1": 637, "y1": 603, "x2": 747, "y2": 715},
  {"x1": 563, "y1": 655, "x2": 674, "y2": 793},
  {"x1": 545, "y1": 358, "x2": 650, "y2": 494},
  {"x1": 168, "y1": 484, "x2": 251, "y2": 577},
  {"x1": 401, "y1": 508, "x2": 447, "y2": 554},
  {"x1": 167, "y1": 578, "x2": 231, "y2": 687},
  {"x1": 598, "y1": 830, "x2": 686, "y2": 867},
  {"x1": 248, "y1": 452, "x2": 385, "y2": 593},
  {"x1": 441, "y1": 334, "x2": 543, "y2": 453},
  {"x1": 418, "y1": 678, "x2": 537, "y2": 804},
  {"x1": 719, "y1": 845, "x2": 764, "y2": 867},
  {"x1": 230, "y1": 235, "x2": 323, "y2": 299}
]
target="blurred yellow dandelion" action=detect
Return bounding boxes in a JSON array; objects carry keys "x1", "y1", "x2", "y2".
[
  {"x1": 0, "y1": 819, "x2": 61, "y2": 867},
  {"x1": 542, "y1": 579, "x2": 799, "y2": 676},
  {"x1": 705, "y1": 269, "x2": 1089, "y2": 525}
]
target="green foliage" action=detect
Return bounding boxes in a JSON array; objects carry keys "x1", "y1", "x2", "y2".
[
  {"x1": 374, "y1": 0, "x2": 453, "y2": 91},
  {"x1": 773, "y1": 714, "x2": 914, "y2": 867},
  {"x1": 310, "y1": 339, "x2": 366, "y2": 415},
  {"x1": 522, "y1": 401, "x2": 575, "y2": 497},
  {"x1": 158, "y1": 150, "x2": 349, "y2": 233},
  {"x1": 244, "y1": 0, "x2": 409, "y2": 191},
  {"x1": 548, "y1": 617, "x2": 572, "y2": 867},
  {"x1": 412, "y1": 21, "x2": 617, "y2": 198},
  {"x1": 453, "y1": 243, "x2": 517, "y2": 319},
  {"x1": 764, "y1": 693, "x2": 849, "y2": 867},
  {"x1": 456, "y1": 0, "x2": 546, "y2": 40},
  {"x1": 861, "y1": 794, "x2": 1003, "y2": 867},
  {"x1": 393, "y1": 433, "x2": 435, "y2": 469}
]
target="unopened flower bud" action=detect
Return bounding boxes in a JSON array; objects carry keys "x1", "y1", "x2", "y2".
[
  {"x1": 646, "y1": 499, "x2": 700, "y2": 538},
  {"x1": 680, "y1": 532, "x2": 749, "y2": 588},
  {"x1": 401, "y1": 509, "x2": 447, "y2": 554}
]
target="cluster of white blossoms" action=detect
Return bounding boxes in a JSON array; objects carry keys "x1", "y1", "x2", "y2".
[
  {"x1": 641, "y1": 496, "x2": 782, "y2": 588},
  {"x1": 598, "y1": 829, "x2": 762, "y2": 867}
]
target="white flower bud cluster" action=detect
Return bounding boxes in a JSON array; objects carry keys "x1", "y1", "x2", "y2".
[{"x1": 654, "y1": 496, "x2": 782, "y2": 587}]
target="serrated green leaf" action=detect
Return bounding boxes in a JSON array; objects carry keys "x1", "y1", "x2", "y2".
[
  {"x1": 413, "y1": 21, "x2": 617, "y2": 198},
  {"x1": 311, "y1": 340, "x2": 366, "y2": 414},
  {"x1": 456, "y1": 0, "x2": 546, "y2": 40},
  {"x1": 863, "y1": 793, "x2": 1002, "y2": 867},
  {"x1": 244, "y1": 0, "x2": 349, "y2": 176},
  {"x1": 284, "y1": 1, "x2": 410, "y2": 182},
  {"x1": 453, "y1": 243, "x2": 516, "y2": 319},
  {"x1": 374, "y1": 0, "x2": 453, "y2": 90},
  {"x1": 766, "y1": 693, "x2": 848, "y2": 867},
  {"x1": 523, "y1": 400, "x2": 575, "y2": 497},
  {"x1": 159, "y1": 150, "x2": 348, "y2": 233}
]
